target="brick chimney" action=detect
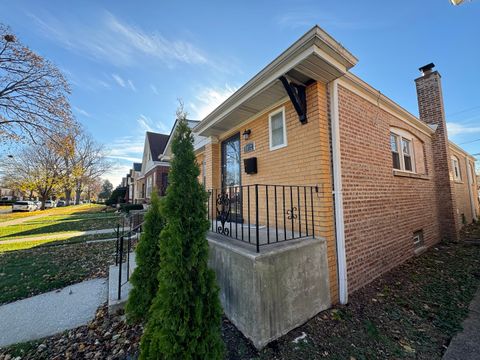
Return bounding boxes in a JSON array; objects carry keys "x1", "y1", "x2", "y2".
[{"x1": 415, "y1": 63, "x2": 459, "y2": 241}]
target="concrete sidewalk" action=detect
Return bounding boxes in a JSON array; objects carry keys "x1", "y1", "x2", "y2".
[
  {"x1": 443, "y1": 288, "x2": 480, "y2": 359},
  {"x1": 0, "y1": 228, "x2": 117, "y2": 244},
  {"x1": 0, "y1": 278, "x2": 107, "y2": 348}
]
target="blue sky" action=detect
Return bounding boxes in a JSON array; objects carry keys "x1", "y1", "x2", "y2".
[{"x1": 2, "y1": 0, "x2": 480, "y2": 185}]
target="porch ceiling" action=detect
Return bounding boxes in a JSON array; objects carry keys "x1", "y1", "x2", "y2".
[{"x1": 195, "y1": 25, "x2": 357, "y2": 137}]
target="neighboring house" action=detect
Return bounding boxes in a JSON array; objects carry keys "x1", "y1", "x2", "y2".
[
  {"x1": 128, "y1": 162, "x2": 142, "y2": 203},
  {"x1": 0, "y1": 188, "x2": 15, "y2": 200},
  {"x1": 161, "y1": 118, "x2": 209, "y2": 175},
  {"x1": 173, "y1": 26, "x2": 479, "y2": 348},
  {"x1": 134, "y1": 131, "x2": 170, "y2": 203}
]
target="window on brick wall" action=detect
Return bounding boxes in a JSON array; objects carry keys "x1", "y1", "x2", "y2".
[
  {"x1": 390, "y1": 129, "x2": 415, "y2": 172},
  {"x1": 202, "y1": 160, "x2": 206, "y2": 188},
  {"x1": 413, "y1": 230, "x2": 424, "y2": 249},
  {"x1": 451, "y1": 155, "x2": 461, "y2": 181},
  {"x1": 269, "y1": 107, "x2": 287, "y2": 150},
  {"x1": 390, "y1": 133, "x2": 401, "y2": 169}
]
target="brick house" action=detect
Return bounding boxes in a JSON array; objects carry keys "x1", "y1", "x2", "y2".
[
  {"x1": 158, "y1": 26, "x2": 479, "y2": 348},
  {"x1": 134, "y1": 131, "x2": 170, "y2": 203}
]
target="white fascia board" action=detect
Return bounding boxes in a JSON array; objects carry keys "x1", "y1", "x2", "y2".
[
  {"x1": 338, "y1": 73, "x2": 434, "y2": 137},
  {"x1": 161, "y1": 119, "x2": 178, "y2": 159},
  {"x1": 194, "y1": 26, "x2": 357, "y2": 136},
  {"x1": 195, "y1": 46, "x2": 317, "y2": 136},
  {"x1": 449, "y1": 140, "x2": 477, "y2": 160}
]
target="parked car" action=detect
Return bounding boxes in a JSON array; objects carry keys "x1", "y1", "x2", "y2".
[
  {"x1": 12, "y1": 201, "x2": 36, "y2": 212},
  {"x1": 34, "y1": 201, "x2": 42, "y2": 210},
  {"x1": 57, "y1": 200, "x2": 67, "y2": 207},
  {"x1": 44, "y1": 200, "x2": 56, "y2": 208}
]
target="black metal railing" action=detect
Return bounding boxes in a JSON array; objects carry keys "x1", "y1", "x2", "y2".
[
  {"x1": 115, "y1": 211, "x2": 145, "y2": 300},
  {"x1": 207, "y1": 184, "x2": 318, "y2": 252}
]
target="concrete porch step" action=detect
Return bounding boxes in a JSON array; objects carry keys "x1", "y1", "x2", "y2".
[{"x1": 107, "y1": 252, "x2": 137, "y2": 314}]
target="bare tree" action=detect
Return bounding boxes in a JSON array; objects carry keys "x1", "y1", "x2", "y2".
[
  {"x1": 1, "y1": 141, "x2": 65, "y2": 208},
  {"x1": 0, "y1": 24, "x2": 75, "y2": 143},
  {"x1": 71, "y1": 132, "x2": 109, "y2": 205}
]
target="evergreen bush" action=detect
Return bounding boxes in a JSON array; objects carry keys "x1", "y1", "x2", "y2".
[
  {"x1": 139, "y1": 117, "x2": 224, "y2": 359},
  {"x1": 125, "y1": 191, "x2": 164, "y2": 323}
]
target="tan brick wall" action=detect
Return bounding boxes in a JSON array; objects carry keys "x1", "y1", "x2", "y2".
[
  {"x1": 204, "y1": 142, "x2": 221, "y2": 191},
  {"x1": 338, "y1": 84, "x2": 442, "y2": 292},
  {"x1": 203, "y1": 82, "x2": 339, "y2": 302},
  {"x1": 450, "y1": 147, "x2": 479, "y2": 225},
  {"x1": 195, "y1": 152, "x2": 205, "y2": 185}
]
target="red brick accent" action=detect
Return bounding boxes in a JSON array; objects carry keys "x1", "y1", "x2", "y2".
[
  {"x1": 144, "y1": 165, "x2": 170, "y2": 198},
  {"x1": 415, "y1": 71, "x2": 460, "y2": 241}
]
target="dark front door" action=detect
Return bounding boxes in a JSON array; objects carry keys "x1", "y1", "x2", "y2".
[{"x1": 221, "y1": 133, "x2": 242, "y2": 223}]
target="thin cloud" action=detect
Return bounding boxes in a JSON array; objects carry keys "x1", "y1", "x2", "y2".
[
  {"x1": 127, "y1": 80, "x2": 137, "y2": 92},
  {"x1": 103, "y1": 163, "x2": 132, "y2": 187},
  {"x1": 112, "y1": 74, "x2": 126, "y2": 88},
  {"x1": 276, "y1": 10, "x2": 386, "y2": 30},
  {"x1": 447, "y1": 122, "x2": 480, "y2": 137},
  {"x1": 73, "y1": 106, "x2": 91, "y2": 118},
  {"x1": 106, "y1": 114, "x2": 172, "y2": 184},
  {"x1": 28, "y1": 11, "x2": 209, "y2": 68},
  {"x1": 111, "y1": 74, "x2": 137, "y2": 92},
  {"x1": 137, "y1": 114, "x2": 170, "y2": 134},
  {"x1": 189, "y1": 84, "x2": 237, "y2": 120},
  {"x1": 105, "y1": 12, "x2": 208, "y2": 66},
  {"x1": 150, "y1": 85, "x2": 159, "y2": 95}
]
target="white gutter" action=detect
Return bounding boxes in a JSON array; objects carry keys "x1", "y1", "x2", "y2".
[
  {"x1": 329, "y1": 79, "x2": 348, "y2": 304},
  {"x1": 465, "y1": 158, "x2": 478, "y2": 220}
]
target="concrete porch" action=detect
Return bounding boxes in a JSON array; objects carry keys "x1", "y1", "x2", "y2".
[{"x1": 108, "y1": 232, "x2": 331, "y2": 350}]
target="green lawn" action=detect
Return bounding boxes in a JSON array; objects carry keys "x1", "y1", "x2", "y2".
[
  {"x1": 0, "y1": 204, "x2": 111, "y2": 223},
  {"x1": 0, "y1": 240, "x2": 116, "y2": 305},
  {"x1": 0, "y1": 213, "x2": 120, "y2": 239},
  {"x1": 0, "y1": 232, "x2": 118, "y2": 252}
]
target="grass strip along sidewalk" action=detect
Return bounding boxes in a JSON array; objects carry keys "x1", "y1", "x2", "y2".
[
  {"x1": 0, "y1": 240, "x2": 116, "y2": 305},
  {"x1": 0, "y1": 214, "x2": 118, "y2": 239}
]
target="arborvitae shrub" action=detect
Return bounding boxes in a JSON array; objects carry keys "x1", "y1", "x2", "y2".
[
  {"x1": 125, "y1": 191, "x2": 164, "y2": 323},
  {"x1": 139, "y1": 117, "x2": 224, "y2": 359}
]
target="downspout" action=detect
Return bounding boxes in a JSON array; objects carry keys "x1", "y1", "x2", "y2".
[
  {"x1": 329, "y1": 79, "x2": 348, "y2": 304},
  {"x1": 465, "y1": 158, "x2": 477, "y2": 220}
]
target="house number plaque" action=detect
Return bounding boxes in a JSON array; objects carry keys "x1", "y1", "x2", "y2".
[{"x1": 243, "y1": 142, "x2": 255, "y2": 153}]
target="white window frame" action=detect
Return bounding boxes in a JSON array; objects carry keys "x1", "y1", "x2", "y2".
[
  {"x1": 390, "y1": 128, "x2": 416, "y2": 173},
  {"x1": 413, "y1": 230, "x2": 424, "y2": 249},
  {"x1": 451, "y1": 155, "x2": 461, "y2": 181},
  {"x1": 269, "y1": 107, "x2": 287, "y2": 151},
  {"x1": 146, "y1": 175, "x2": 153, "y2": 197}
]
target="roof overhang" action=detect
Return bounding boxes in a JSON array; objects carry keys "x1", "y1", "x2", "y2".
[
  {"x1": 338, "y1": 73, "x2": 435, "y2": 137},
  {"x1": 194, "y1": 25, "x2": 358, "y2": 137},
  {"x1": 449, "y1": 140, "x2": 477, "y2": 161}
]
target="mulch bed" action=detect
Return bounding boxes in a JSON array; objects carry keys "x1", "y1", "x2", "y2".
[
  {"x1": 1, "y1": 239, "x2": 479, "y2": 359},
  {"x1": 0, "y1": 306, "x2": 257, "y2": 360}
]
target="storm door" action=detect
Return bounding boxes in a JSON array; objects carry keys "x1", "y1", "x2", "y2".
[{"x1": 221, "y1": 133, "x2": 242, "y2": 223}]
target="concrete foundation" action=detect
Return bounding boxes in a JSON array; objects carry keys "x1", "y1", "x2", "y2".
[{"x1": 207, "y1": 233, "x2": 331, "y2": 349}]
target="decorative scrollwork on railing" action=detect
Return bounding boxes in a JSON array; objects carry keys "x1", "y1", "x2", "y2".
[
  {"x1": 216, "y1": 192, "x2": 231, "y2": 235},
  {"x1": 287, "y1": 207, "x2": 297, "y2": 220}
]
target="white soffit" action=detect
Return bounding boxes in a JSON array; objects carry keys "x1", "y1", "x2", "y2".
[{"x1": 195, "y1": 26, "x2": 357, "y2": 137}]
